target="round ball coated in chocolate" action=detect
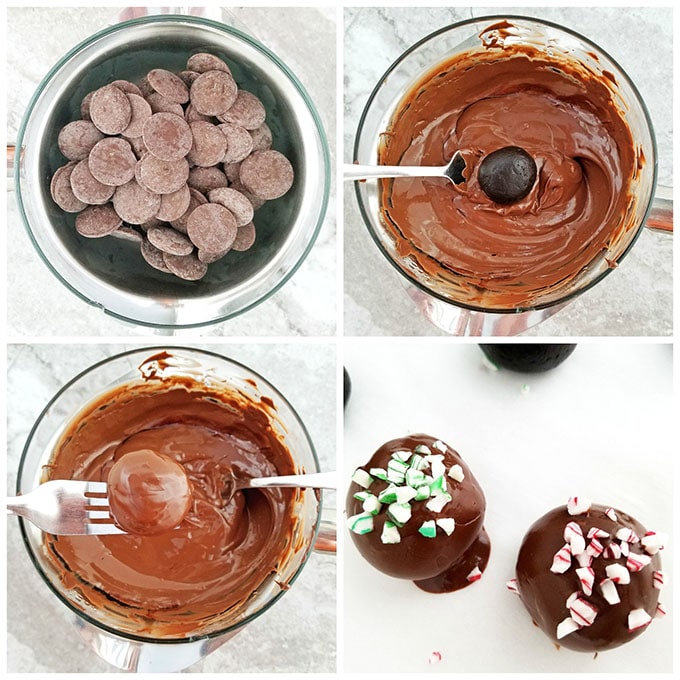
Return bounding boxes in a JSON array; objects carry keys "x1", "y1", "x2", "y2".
[
  {"x1": 515, "y1": 503, "x2": 663, "y2": 652},
  {"x1": 478, "y1": 146, "x2": 537, "y2": 204},
  {"x1": 108, "y1": 449, "x2": 192, "y2": 535},
  {"x1": 480, "y1": 343, "x2": 576, "y2": 372}
]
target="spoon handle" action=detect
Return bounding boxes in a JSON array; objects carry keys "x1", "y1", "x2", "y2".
[
  {"x1": 344, "y1": 163, "x2": 444, "y2": 181},
  {"x1": 248, "y1": 471, "x2": 337, "y2": 491}
]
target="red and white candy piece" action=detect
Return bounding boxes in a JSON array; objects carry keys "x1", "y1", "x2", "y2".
[
  {"x1": 656, "y1": 603, "x2": 667, "y2": 618},
  {"x1": 566, "y1": 591, "x2": 579, "y2": 609},
  {"x1": 599, "y1": 578, "x2": 621, "y2": 605},
  {"x1": 652, "y1": 570, "x2": 664, "y2": 590},
  {"x1": 550, "y1": 543, "x2": 572, "y2": 574},
  {"x1": 616, "y1": 527, "x2": 640, "y2": 543},
  {"x1": 641, "y1": 531, "x2": 667, "y2": 555},
  {"x1": 569, "y1": 596, "x2": 598, "y2": 627},
  {"x1": 587, "y1": 527, "x2": 609, "y2": 540},
  {"x1": 603, "y1": 542, "x2": 622, "y2": 560},
  {"x1": 605, "y1": 563, "x2": 631, "y2": 585},
  {"x1": 626, "y1": 552, "x2": 652, "y2": 572},
  {"x1": 619, "y1": 540, "x2": 630, "y2": 557},
  {"x1": 575, "y1": 566, "x2": 594, "y2": 596},
  {"x1": 556, "y1": 617, "x2": 581, "y2": 639},
  {"x1": 466, "y1": 567, "x2": 483, "y2": 583},
  {"x1": 586, "y1": 537, "x2": 604, "y2": 559},
  {"x1": 627, "y1": 608, "x2": 652, "y2": 631},
  {"x1": 506, "y1": 578, "x2": 519, "y2": 595},
  {"x1": 428, "y1": 651, "x2": 442, "y2": 665},
  {"x1": 564, "y1": 521, "x2": 586, "y2": 555},
  {"x1": 447, "y1": 464, "x2": 465, "y2": 482},
  {"x1": 567, "y1": 496, "x2": 591, "y2": 516},
  {"x1": 575, "y1": 551, "x2": 592, "y2": 568},
  {"x1": 604, "y1": 507, "x2": 618, "y2": 522}
]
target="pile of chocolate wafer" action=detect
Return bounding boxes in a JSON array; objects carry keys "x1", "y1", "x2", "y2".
[{"x1": 50, "y1": 52, "x2": 294, "y2": 281}]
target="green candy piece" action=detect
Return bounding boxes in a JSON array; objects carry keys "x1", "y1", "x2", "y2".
[
  {"x1": 381, "y1": 521, "x2": 401, "y2": 544},
  {"x1": 391, "y1": 450, "x2": 412, "y2": 463},
  {"x1": 353, "y1": 490, "x2": 371, "y2": 502},
  {"x1": 347, "y1": 512, "x2": 374, "y2": 535},
  {"x1": 408, "y1": 454, "x2": 427, "y2": 470},
  {"x1": 387, "y1": 502, "x2": 411, "y2": 527},
  {"x1": 405, "y1": 468, "x2": 426, "y2": 487},
  {"x1": 369, "y1": 467, "x2": 388, "y2": 481},
  {"x1": 429, "y1": 475, "x2": 447, "y2": 495},
  {"x1": 363, "y1": 496, "x2": 382, "y2": 515},
  {"x1": 414, "y1": 485, "x2": 431, "y2": 501},
  {"x1": 414, "y1": 444, "x2": 432, "y2": 455},
  {"x1": 378, "y1": 484, "x2": 398, "y2": 503},
  {"x1": 351, "y1": 468, "x2": 373, "y2": 489},
  {"x1": 419, "y1": 520, "x2": 437, "y2": 538}
]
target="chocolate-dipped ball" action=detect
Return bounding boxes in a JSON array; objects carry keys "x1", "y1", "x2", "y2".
[
  {"x1": 511, "y1": 499, "x2": 666, "y2": 652},
  {"x1": 481, "y1": 343, "x2": 576, "y2": 372},
  {"x1": 108, "y1": 449, "x2": 193, "y2": 535},
  {"x1": 346, "y1": 434, "x2": 489, "y2": 592}
]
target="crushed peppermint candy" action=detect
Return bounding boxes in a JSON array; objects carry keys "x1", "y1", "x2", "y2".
[
  {"x1": 414, "y1": 444, "x2": 431, "y2": 455},
  {"x1": 564, "y1": 521, "x2": 586, "y2": 555},
  {"x1": 619, "y1": 540, "x2": 630, "y2": 557},
  {"x1": 586, "y1": 537, "x2": 604, "y2": 559},
  {"x1": 567, "y1": 496, "x2": 591, "y2": 516},
  {"x1": 575, "y1": 566, "x2": 594, "y2": 596},
  {"x1": 419, "y1": 519, "x2": 437, "y2": 538},
  {"x1": 603, "y1": 542, "x2": 622, "y2": 560},
  {"x1": 605, "y1": 563, "x2": 631, "y2": 584},
  {"x1": 381, "y1": 521, "x2": 401, "y2": 544},
  {"x1": 387, "y1": 502, "x2": 411, "y2": 527},
  {"x1": 587, "y1": 527, "x2": 609, "y2": 540},
  {"x1": 426, "y1": 492, "x2": 452, "y2": 513},
  {"x1": 351, "y1": 469, "x2": 373, "y2": 489},
  {"x1": 652, "y1": 570, "x2": 664, "y2": 589},
  {"x1": 347, "y1": 512, "x2": 374, "y2": 535},
  {"x1": 616, "y1": 527, "x2": 640, "y2": 544},
  {"x1": 599, "y1": 578, "x2": 620, "y2": 605},
  {"x1": 604, "y1": 507, "x2": 618, "y2": 522},
  {"x1": 556, "y1": 617, "x2": 581, "y2": 639},
  {"x1": 447, "y1": 464, "x2": 465, "y2": 482},
  {"x1": 435, "y1": 517, "x2": 456, "y2": 535},
  {"x1": 627, "y1": 608, "x2": 652, "y2": 631},
  {"x1": 506, "y1": 578, "x2": 519, "y2": 594},
  {"x1": 569, "y1": 596, "x2": 598, "y2": 627},
  {"x1": 363, "y1": 495, "x2": 382, "y2": 515},
  {"x1": 641, "y1": 531, "x2": 667, "y2": 555},
  {"x1": 656, "y1": 603, "x2": 667, "y2": 618},
  {"x1": 626, "y1": 552, "x2": 652, "y2": 572},
  {"x1": 428, "y1": 651, "x2": 442, "y2": 665},
  {"x1": 467, "y1": 566, "x2": 483, "y2": 582},
  {"x1": 432, "y1": 440, "x2": 447, "y2": 453},
  {"x1": 550, "y1": 544, "x2": 572, "y2": 574}
]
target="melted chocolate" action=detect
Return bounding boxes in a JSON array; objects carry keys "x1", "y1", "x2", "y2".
[
  {"x1": 515, "y1": 504, "x2": 662, "y2": 652},
  {"x1": 346, "y1": 434, "x2": 488, "y2": 590},
  {"x1": 378, "y1": 35, "x2": 637, "y2": 310},
  {"x1": 42, "y1": 374, "x2": 297, "y2": 638}
]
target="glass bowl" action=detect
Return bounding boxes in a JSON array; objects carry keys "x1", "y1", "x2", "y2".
[{"x1": 353, "y1": 15, "x2": 657, "y2": 315}]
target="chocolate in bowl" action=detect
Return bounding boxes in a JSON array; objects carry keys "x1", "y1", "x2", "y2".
[
  {"x1": 354, "y1": 16, "x2": 657, "y2": 314},
  {"x1": 18, "y1": 348, "x2": 322, "y2": 647}
]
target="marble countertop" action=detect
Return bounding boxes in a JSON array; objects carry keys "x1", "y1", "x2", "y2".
[
  {"x1": 343, "y1": 7, "x2": 672, "y2": 337},
  {"x1": 7, "y1": 6, "x2": 336, "y2": 337},
  {"x1": 6, "y1": 343, "x2": 336, "y2": 673}
]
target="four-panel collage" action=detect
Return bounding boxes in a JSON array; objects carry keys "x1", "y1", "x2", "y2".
[{"x1": 4, "y1": 3, "x2": 675, "y2": 676}]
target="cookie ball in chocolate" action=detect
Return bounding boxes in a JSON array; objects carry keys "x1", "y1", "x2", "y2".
[
  {"x1": 346, "y1": 434, "x2": 489, "y2": 592},
  {"x1": 480, "y1": 343, "x2": 576, "y2": 372},
  {"x1": 511, "y1": 499, "x2": 666, "y2": 652}
]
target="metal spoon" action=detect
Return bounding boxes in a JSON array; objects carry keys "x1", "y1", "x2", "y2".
[
  {"x1": 344, "y1": 151, "x2": 466, "y2": 185},
  {"x1": 221, "y1": 470, "x2": 336, "y2": 503}
]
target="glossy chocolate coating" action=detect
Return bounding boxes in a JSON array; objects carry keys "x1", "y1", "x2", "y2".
[
  {"x1": 515, "y1": 504, "x2": 662, "y2": 652},
  {"x1": 43, "y1": 370, "x2": 297, "y2": 638},
  {"x1": 107, "y1": 449, "x2": 192, "y2": 535},
  {"x1": 347, "y1": 434, "x2": 488, "y2": 590}
]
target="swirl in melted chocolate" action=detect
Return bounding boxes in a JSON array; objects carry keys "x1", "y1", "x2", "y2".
[
  {"x1": 42, "y1": 372, "x2": 297, "y2": 638},
  {"x1": 346, "y1": 434, "x2": 489, "y2": 592},
  {"x1": 378, "y1": 31, "x2": 637, "y2": 310},
  {"x1": 514, "y1": 502, "x2": 665, "y2": 652}
]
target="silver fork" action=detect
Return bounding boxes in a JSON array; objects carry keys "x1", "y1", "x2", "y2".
[{"x1": 6, "y1": 480, "x2": 125, "y2": 535}]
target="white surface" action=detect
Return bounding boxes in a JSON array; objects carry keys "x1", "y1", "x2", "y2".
[
  {"x1": 7, "y1": 343, "x2": 336, "y2": 673},
  {"x1": 343, "y1": 343, "x2": 673, "y2": 672},
  {"x1": 343, "y1": 7, "x2": 672, "y2": 336},
  {"x1": 7, "y1": 6, "x2": 336, "y2": 337}
]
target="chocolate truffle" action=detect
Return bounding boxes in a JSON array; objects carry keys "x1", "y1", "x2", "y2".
[
  {"x1": 346, "y1": 434, "x2": 489, "y2": 592},
  {"x1": 108, "y1": 449, "x2": 192, "y2": 535},
  {"x1": 510, "y1": 499, "x2": 667, "y2": 652},
  {"x1": 480, "y1": 343, "x2": 576, "y2": 372}
]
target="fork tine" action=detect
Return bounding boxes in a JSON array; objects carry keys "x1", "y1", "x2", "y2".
[
  {"x1": 86, "y1": 496, "x2": 110, "y2": 507},
  {"x1": 84, "y1": 481, "x2": 108, "y2": 494},
  {"x1": 86, "y1": 522, "x2": 126, "y2": 536},
  {"x1": 87, "y1": 510, "x2": 114, "y2": 520}
]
